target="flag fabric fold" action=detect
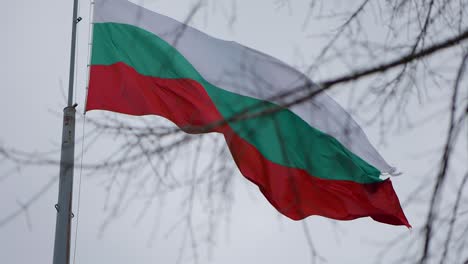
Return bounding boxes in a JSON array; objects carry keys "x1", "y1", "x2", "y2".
[{"x1": 87, "y1": 0, "x2": 410, "y2": 227}]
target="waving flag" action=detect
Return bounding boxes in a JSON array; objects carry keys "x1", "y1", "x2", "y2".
[{"x1": 87, "y1": 0, "x2": 410, "y2": 227}]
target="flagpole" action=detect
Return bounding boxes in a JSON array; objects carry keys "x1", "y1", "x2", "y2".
[{"x1": 53, "y1": 0, "x2": 80, "y2": 263}]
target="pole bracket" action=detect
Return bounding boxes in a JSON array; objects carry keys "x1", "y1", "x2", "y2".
[
  {"x1": 76, "y1": 17, "x2": 82, "y2": 23},
  {"x1": 55, "y1": 204, "x2": 60, "y2": 212}
]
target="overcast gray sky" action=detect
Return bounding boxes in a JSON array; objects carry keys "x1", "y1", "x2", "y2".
[{"x1": 0, "y1": 0, "x2": 465, "y2": 263}]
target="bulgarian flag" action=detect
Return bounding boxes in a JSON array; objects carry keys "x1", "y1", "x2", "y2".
[{"x1": 87, "y1": 0, "x2": 410, "y2": 227}]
